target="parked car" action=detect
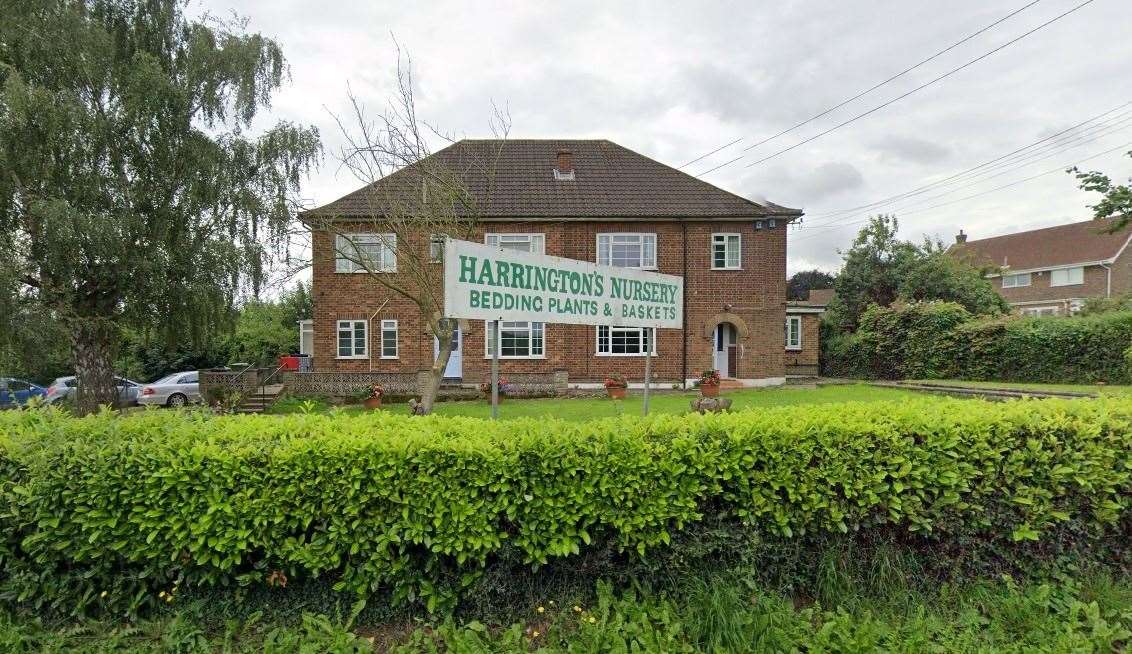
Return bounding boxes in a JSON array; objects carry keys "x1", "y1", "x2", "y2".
[
  {"x1": 0, "y1": 378, "x2": 47, "y2": 408},
  {"x1": 44, "y1": 375, "x2": 142, "y2": 406},
  {"x1": 137, "y1": 371, "x2": 200, "y2": 408}
]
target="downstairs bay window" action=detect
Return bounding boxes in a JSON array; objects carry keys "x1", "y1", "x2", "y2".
[{"x1": 485, "y1": 321, "x2": 545, "y2": 358}]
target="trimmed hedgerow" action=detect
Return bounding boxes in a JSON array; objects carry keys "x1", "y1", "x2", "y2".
[
  {"x1": 824, "y1": 302, "x2": 1132, "y2": 383},
  {"x1": 1, "y1": 399, "x2": 1130, "y2": 614}
]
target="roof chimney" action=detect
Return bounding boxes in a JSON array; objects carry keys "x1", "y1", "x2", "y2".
[
  {"x1": 955, "y1": 229, "x2": 967, "y2": 244},
  {"x1": 556, "y1": 148, "x2": 573, "y2": 174}
]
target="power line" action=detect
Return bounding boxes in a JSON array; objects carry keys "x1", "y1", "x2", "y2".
[
  {"x1": 695, "y1": 0, "x2": 1097, "y2": 177},
  {"x1": 803, "y1": 101, "x2": 1132, "y2": 226},
  {"x1": 681, "y1": 0, "x2": 1043, "y2": 174},
  {"x1": 678, "y1": 137, "x2": 743, "y2": 169},
  {"x1": 790, "y1": 139, "x2": 1132, "y2": 243}
]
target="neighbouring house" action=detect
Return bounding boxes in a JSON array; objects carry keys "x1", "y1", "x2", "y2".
[
  {"x1": 952, "y1": 218, "x2": 1132, "y2": 316},
  {"x1": 297, "y1": 139, "x2": 804, "y2": 394},
  {"x1": 785, "y1": 288, "x2": 831, "y2": 377}
]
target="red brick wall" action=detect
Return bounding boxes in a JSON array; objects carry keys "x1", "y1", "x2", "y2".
[
  {"x1": 784, "y1": 312, "x2": 820, "y2": 375},
  {"x1": 310, "y1": 220, "x2": 787, "y2": 383},
  {"x1": 995, "y1": 264, "x2": 1107, "y2": 309}
]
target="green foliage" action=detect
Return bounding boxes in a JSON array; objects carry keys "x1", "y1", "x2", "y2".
[
  {"x1": 0, "y1": 0, "x2": 320, "y2": 410},
  {"x1": 1072, "y1": 149, "x2": 1132, "y2": 229},
  {"x1": 786, "y1": 269, "x2": 836, "y2": 301},
  {"x1": 1, "y1": 397, "x2": 1129, "y2": 616},
  {"x1": 3, "y1": 573, "x2": 1131, "y2": 652},
  {"x1": 825, "y1": 302, "x2": 1132, "y2": 384},
  {"x1": 827, "y1": 215, "x2": 1006, "y2": 331}
]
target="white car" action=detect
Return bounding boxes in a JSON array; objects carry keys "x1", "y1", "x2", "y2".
[{"x1": 137, "y1": 371, "x2": 200, "y2": 408}]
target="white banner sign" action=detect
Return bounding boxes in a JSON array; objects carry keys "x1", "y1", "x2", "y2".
[{"x1": 443, "y1": 238, "x2": 683, "y2": 328}]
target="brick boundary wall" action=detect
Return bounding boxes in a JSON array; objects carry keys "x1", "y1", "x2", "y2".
[{"x1": 278, "y1": 370, "x2": 569, "y2": 400}]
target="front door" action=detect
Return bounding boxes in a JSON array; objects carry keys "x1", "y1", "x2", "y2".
[
  {"x1": 435, "y1": 322, "x2": 462, "y2": 379},
  {"x1": 714, "y1": 323, "x2": 734, "y2": 378}
]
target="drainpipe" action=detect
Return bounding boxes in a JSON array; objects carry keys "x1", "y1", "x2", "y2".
[
  {"x1": 681, "y1": 219, "x2": 688, "y2": 390},
  {"x1": 1101, "y1": 262, "x2": 1112, "y2": 298}
]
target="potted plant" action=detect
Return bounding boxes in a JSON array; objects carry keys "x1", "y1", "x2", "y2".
[
  {"x1": 362, "y1": 384, "x2": 385, "y2": 410},
  {"x1": 479, "y1": 377, "x2": 512, "y2": 402},
  {"x1": 698, "y1": 369, "x2": 721, "y2": 397},
  {"x1": 603, "y1": 373, "x2": 628, "y2": 400}
]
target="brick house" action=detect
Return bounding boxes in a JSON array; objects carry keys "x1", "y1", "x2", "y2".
[
  {"x1": 952, "y1": 218, "x2": 1132, "y2": 315},
  {"x1": 299, "y1": 139, "x2": 803, "y2": 389},
  {"x1": 785, "y1": 288, "x2": 831, "y2": 377}
]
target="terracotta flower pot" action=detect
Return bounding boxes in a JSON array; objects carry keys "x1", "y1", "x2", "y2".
[
  {"x1": 607, "y1": 386, "x2": 627, "y2": 400},
  {"x1": 700, "y1": 383, "x2": 720, "y2": 398},
  {"x1": 364, "y1": 396, "x2": 382, "y2": 410}
]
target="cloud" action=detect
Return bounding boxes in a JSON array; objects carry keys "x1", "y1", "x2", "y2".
[{"x1": 871, "y1": 134, "x2": 951, "y2": 165}]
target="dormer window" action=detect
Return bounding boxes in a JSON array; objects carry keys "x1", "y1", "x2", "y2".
[{"x1": 554, "y1": 148, "x2": 575, "y2": 181}]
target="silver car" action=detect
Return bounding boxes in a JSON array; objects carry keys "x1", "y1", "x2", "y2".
[
  {"x1": 137, "y1": 371, "x2": 200, "y2": 408},
  {"x1": 45, "y1": 375, "x2": 142, "y2": 406}
]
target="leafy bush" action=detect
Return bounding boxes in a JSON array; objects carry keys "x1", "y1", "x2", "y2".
[
  {"x1": 824, "y1": 302, "x2": 1132, "y2": 383},
  {"x1": 1, "y1": 398, "x2": 1129, "y2": 615}
]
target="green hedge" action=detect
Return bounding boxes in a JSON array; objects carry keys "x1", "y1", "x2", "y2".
[
  {"x1": 824, "y1": 302, "x2": 1132, "y2": 383},
  {"x1": 2, "y1": 400, "x2": 1130, "y2": 614}
]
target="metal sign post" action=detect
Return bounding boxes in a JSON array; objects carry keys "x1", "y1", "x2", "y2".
[
  {"x1": 491, "y1": 319, "x2": 500, "y2": 420},
  {"x1": 642, "y1": 327, "x2": 652, "y2": 416}
]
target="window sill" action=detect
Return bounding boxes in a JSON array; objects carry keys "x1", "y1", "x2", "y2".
[
  {"x1": 785, "y1": 346, "x2": 802, "y2": 351},
  {"x1": 483, "y1": 355, "x2": 546, "y2": 360},
  {"x1": 1050, "y1": 283, "x2": 1083, "y2": 288},
  {"x1": 380, "y1": 356, "x2": 399, "y2": 360},
  {"x1": 595, "y1": 352, "x2": 658, "y2": 357},
  {"x1": 335, "y1": 269, "x2": 397, "y2": 274},
  {"x1": 711, "y1": 267, "x2": 743, "y2": 271},
  {"x1": 336, "y1": 355, "x2": 370, "y2": 360}
]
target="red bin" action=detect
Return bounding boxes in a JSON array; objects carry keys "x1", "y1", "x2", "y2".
[{"x1": 278, "y1": 355, "x2": 300, "y2": 370}]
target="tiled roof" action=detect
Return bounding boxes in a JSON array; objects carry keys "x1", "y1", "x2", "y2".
[
  {"x1": 303, "y1": 139, "x2": 801, "y2": 219},
  {"x1": 787, "y1": 288, "x2": 834, "y2": 309},
  {"x1": 951, "y1": 218, "x2": 1132, "y2": 271}
]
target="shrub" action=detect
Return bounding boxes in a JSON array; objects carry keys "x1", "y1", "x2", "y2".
[
  {"x1": 824, "y1": 302, "x2": 1132, "y2": 384},
  {"x1": 1, "y1": 399, "x2": 1129, "y2": 615}
]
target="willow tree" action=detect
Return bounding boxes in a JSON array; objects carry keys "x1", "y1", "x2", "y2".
[{"x1": 0, "y1": 1, "x2": 320, "y2": 413}]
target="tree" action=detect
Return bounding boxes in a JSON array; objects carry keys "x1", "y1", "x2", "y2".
[
  {"x1": 303, "y1": 51, "x2": 508, "y2": 414},
  {"x1": 827, "y1": 214, "x2": 1006, "y2": 331},
  {"x1": 0, "y1": 1, "x2": 320, "y2": 413},
  {"x1": 787, "y1": 269, "x2": 836, "y2": 301},
  {"x1": 1072, "y1": 149, "x2": 1131, "y2": 229}
]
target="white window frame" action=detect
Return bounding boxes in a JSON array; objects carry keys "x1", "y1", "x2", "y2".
[
  {"x1": 380, "y1": 320, "x2": 398, "y2": 359},
  {"x1": 1001, "y1": 273, "x2": 1031, "y2": 288},
  {"x1": 595, "y1": 326, "x2": 657, "y2": 356},
  {"x1": 596, "y1": 233, "x2": 657, "y2": 269},
  {"x1": 485, "y1": 321, "x2": 545, "y2": 359},
  {"x1": 485, "y1": 233, "x2": 545, "y2": 254},
  {"x1": 429, "y1": 234, "x2": 446, "y2": 263},
  {"x1": 336, "y1": 319, "x2": 368, "y2": 359},
  {"x1": 1021, "y1": 306, "x2": 1059, "y2": 317},
  {"x1": 711, "y1": 233, "x2": 741, "y2": 270},
  {"x1": 1050, "y1": 266, "x2": 1084, "y2": 287},
  {"x1": 334, "y1": 233, "x2": 397, "y2": 273},
  {"x1": 785, "y1": 316, "x2": 802, "y2": 351}
]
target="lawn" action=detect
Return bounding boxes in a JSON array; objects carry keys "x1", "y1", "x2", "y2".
[
  {"x1": 904, "y1": 379, "x2": 1132, "y2": 396},
  {"x1": 268, "y1": 383, "x2": 927, "y2": 420}
]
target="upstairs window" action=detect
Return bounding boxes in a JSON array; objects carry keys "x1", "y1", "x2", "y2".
[
  {"x1": 336, "y1": 320, "x2": 368, "y2": 359},
  {"x1": 785, "y1": 316, "x2": 802, "y2": 350},
  {"x1": 486, "y1": 233, "x2": 545, "y2": 254},
  {"x1": 712, "y1": 233, "x2": 741, "y2": 269},
  {"x1": 1001, "y1": 273, "x2": 1031, "y2": 288},
  {"x1": 597, "y1": 233, "x2": 656, "y2": 269},
  {"x1": 1050, "y1": 267, "x2": 1084, "y2": 287},
  {"x1": 429, "y1": 235, "x2": 446, "y2": 263},
  {"x1": 335, "y1": 233, "x2": 396, "y2": 273}
]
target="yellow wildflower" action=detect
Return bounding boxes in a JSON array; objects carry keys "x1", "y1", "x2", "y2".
[
  {"x1": 537, "y1": 606, "x2": 545, "y2": 614},
  {"x1": 158, "y1": 591, "x2": 166, "y2": 598},
  {"x1": 587, "y1": 616, "x2": 596, "y2": 624},
  {"x1": 99, "y1": 591, "x2": 108, "y2": 599},
  {"x1": 573, "y1": 605, "x2": 582, "y2": 613},
  {"x1": 532, "y1": 630, "x2": 540, "y2": 638}
]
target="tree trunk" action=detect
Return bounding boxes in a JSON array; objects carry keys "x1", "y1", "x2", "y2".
[
  {"x1": 417, "y1": 320, "x2": 453, "y2": 415},
  {"x1": 71, "y1": 320, "x2": 119, "y2": 415}
]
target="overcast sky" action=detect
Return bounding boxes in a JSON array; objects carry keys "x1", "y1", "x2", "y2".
[{"x1": 197, "y1": 0, "x2": 1131, "y2": 275}]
